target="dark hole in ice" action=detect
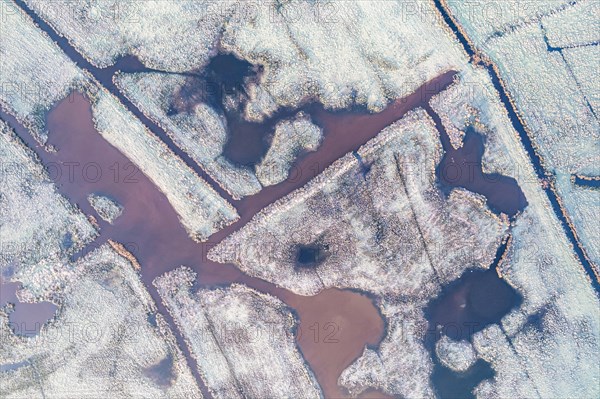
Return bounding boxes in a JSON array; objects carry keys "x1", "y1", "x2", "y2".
[
  {"x1": 61, "y1": 232, "x2": 73, "y2": 251},
  {"x1": 206, "y1": 54, "x2": 256, "y2": 98},
  {"x1": 436, "y1": 126, "x2": 528, "y2": 217},
  {"x1": 295, "y1": 245, "x2": 326, "y2": 268},
  {"x1": 147, "y1": 312, "x2": 157, "y2": 328}
]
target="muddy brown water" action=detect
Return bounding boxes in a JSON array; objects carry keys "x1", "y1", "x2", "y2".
[{"x1": 2, "y1": 71, "x2": 455, "y2": 398}]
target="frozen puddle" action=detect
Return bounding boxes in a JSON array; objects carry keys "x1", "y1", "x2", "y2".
[{"x1": 1, "y1": 281, "x2": 57, "y2": 337}]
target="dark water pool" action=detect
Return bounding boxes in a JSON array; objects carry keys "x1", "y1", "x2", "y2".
[{"x1": 425, "y1": 240, "x2": 522, "y2": 398}]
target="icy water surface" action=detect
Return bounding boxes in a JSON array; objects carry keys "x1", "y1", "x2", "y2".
[
  {"x1": 0, "y1": 279, "x2": 57, "y2": 337},
  {"x1": 428, "y1": 110, "x2": 528, "y2": 217},
  {"x1": 425, "y1": 241, "x2": 522, "y2": 398}
]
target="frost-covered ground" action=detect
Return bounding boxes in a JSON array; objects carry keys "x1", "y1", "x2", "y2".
[
  {"x1": 553, "y1": 174, "x2": 600, "y2": 273},
  {"x1": 256, "y1": 112, "x2": 323, "y2": 186},
  {"x1": 0, "y1": 0, "x2": 87, "y2": 143},
  {"x1": 210, "y1": 109, "x2": 507, "y2": 397},
  {"x1": 542, "y1": 0, "x2": 600, "y2": 48},
  {"x1": 339, "y1": 300, "x2": 435, "y2": 398},
  {"x1": 3, "y1": 0, "x2": 599, "y2": 397},
  {"x1": 444, "y1": 0, "x2": 600, "y2": 272},
  {"x1": 87, "y1": 193, "x2": 123, "y2": 224},
  {"x1": 0, "y1": 245, "x2": 202, "y2": 398},
  {"x1": 435, "y1": 335, "x2": 477, "y2": 373},
  {"x1": 154, "y1": 267, "x2": 321, "y2": 399},
  {"x1": 430, "y1": 65, "x2": 600, "y2": 398},
  {"x1": 114, "y1": 72, "x2": 262, "y2": 199},
  {"x1": 0, "y1": 0, "x2": 238, "y2": 241},
  {"x1": 0, "y1": 119, "x2": 96, "y2": 298},
  {"x1": 25, "y1": 0, "x2": 466, "y2": 118}
]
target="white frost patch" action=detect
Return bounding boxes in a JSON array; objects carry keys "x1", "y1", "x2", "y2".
[
  {"x1": 554, "y1": 173, "x2": 600, "y2": 269},
  {"x1": 26, "y1": 1, "x2": 466, "y2": 118},
  {"x1": 24, "y1": 0, "x2": 234, "y2": 71},
  {"x1": 485, "y1": 23, "x2": 600, "y2": 176},
  {"x1": 445, "y1": 0, "x2": 573, "y2": 47},
  {"x1": 256, "y1": 112, "x2": 323, "y2": 186},
  {"x1": 542, "y1": 0, "x2": 600, "y2": 48},
  {"x1": 435, "y1": 335, "x2": 477, "y2": 372},
  {"x1": 0, "y1": 0, "x2": 87, "y2": 143},
  {"x1": 562, "y1": 45, "x2": 600, "y2": 116},
  {"x1": 0, "y1": 245, "x2": 202, "y2": 398},
  {"x1": 87, "y1": 193, "x2": 122, "y2": 224},
  {"x1": 0, "y1": 119, "x2": 96, "y2": 299},
  {"x1": 90, "y1": 90, "x2": 238, "y2": 240},
  {"x1": 154, "y1": 267, "x2": 321, "y2": 399}
]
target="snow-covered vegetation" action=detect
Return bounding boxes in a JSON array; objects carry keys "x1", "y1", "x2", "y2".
[
  {"x1": 256, "y1": 112, "x2": 322, "y2": 186},
  {"x1": 0, "y1": 119, "x2": 96, "y2": 299},
  {"x1": 154, "y1": 267, "x2": 321, "y2": 399},
  {"x1": 114, "y1": 72, "x2": 262, "y2": 199},
  {"x1": 542, "y1": 0, "x2": 600, "y2": 48},
  {"x1": 435, "y1": 335, "x2": 477, "y2": 372},
  {"x1": 0, "y1": 0, "x2": 87, "y2": 143},
  {"x1": 1, "y1": 245, "x2": 202, "y2": 398},
  {"x1": 554, "y1": 173, "x2": 600, "y2": 267},
  {"x1": 87, "y1": 193, "x2": 123, "y2": 224}
]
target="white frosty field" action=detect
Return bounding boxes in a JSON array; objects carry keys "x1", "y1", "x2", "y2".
[
  {"x1": 430, "y1": 66, "x2": 600, "y2": 399},
  {"x1": 3, "y1": 0, "x2": 599, "y2": 397},
  {"x1": 0, "y1": 0, "x2": 87, "y2": 143},
  {"x1": 1, "y1": 245, "x2": 202, "y2": 398},
  {"x1": 0, "y1": 0, "x2": 238, "y2": 241},
  {"x1": 87, "y1": 193, "x2": 123, "y2": 224},
  {"x1": 154, "y1": 267, "x2": 321, "y2": 399},
  {"x1": 0, "y1": 119, "x2": 96, "y2": 299},
  {"x1": 116, "y1": 71, "x2": 324, "y2": 198},
  {"x1": 435, "y1": 335, "x2": 477, "y2": 373},
  {"x1": 542, "y1": 0, "x2": 600, "y2": 48},
  {"x1": 26, "y1": 0, "x2": 466, "y2": 119}
]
